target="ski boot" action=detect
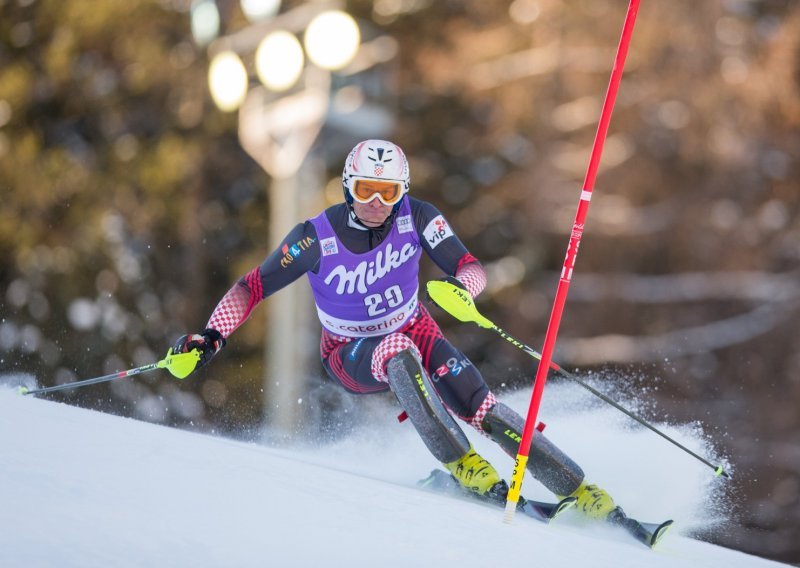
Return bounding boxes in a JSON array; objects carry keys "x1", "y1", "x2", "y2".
[
  {"x1": 567, "y1": 481, "x2": 616, "y2": 519},
  {"x1": 444, "y1": 446, "x2": 503, "y2": 497}
]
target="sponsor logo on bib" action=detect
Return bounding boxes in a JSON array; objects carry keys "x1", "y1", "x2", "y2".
[
  {"x1": 320, "y1": 237, "x2": 339, "y2": 257},
  {"x1": 324, "y1": 242, "x2": 418, "y2": 295},
  {"x1": 396, "y1": 215, "x2": 413, "y2": 234}
]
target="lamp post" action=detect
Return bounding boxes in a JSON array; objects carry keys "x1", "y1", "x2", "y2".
[{"x1": 199, "y1": 1, "x2": 395, "y2": 441}]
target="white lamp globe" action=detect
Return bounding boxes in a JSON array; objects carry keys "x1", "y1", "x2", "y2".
[
  {"x1": 240, "y1": 0, "x2": 280, "y2": 23},
  {"x1": 304, "y1": 11, "x2": 360, "y2": 71},
  {"x1": 256, "y1": 31, "x2": 305, "y2": 91},
  {"x1": 208, "y1": 51, "x2": 248, "y2": 111}
]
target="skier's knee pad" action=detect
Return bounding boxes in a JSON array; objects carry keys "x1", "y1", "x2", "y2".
[
  {"x1": 386, "y1": 348, "x2": 470, "y2": 463},
  {"x1": 480, "y1": 401, "x2": 584, "y2": 496},
  {"x1": 371, "y1": 333, "x2": 419, "y2": 382}
]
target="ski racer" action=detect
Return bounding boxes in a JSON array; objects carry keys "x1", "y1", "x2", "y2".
[{"x1": 173, "y1": 139, "x2": 618, "y2": 518}]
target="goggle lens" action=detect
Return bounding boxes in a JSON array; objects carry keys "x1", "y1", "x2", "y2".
[{"x1": 351, "y1": 179, "x2": 403, "y2": 206}]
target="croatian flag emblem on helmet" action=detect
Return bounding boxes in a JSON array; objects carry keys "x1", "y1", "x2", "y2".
[{"x1": 370, "y1": 145, "x2": 391, "y2": 177}]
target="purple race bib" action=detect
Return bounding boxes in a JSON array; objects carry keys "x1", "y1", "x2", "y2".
[{"x1": 308, "y1": 198, "x2": 421, "y2": 337}]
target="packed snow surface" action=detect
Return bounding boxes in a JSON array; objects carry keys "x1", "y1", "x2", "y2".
[{"x1": 0, "y1": 379, "x2": 788, "y2": 568}]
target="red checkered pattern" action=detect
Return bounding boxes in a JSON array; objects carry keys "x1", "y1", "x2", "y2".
[
  {"x1": 320, "y1": 328, "x2": 352, "y2": 358},
  {"x1": 320, "y1": 329, "x2": 393, "y2": 393},
  {"x1": 402, "y1": 306, "x2": 444, "y2": 369},
  {"x1": 371, "y1": 333, "x2": 420, "y2": 382},
  {"x1": 455, "y1": 258, "x2": 487, "y2": 299},
  {"x1": 466, "y1": 391, "x2": 497, "y2": 434},
  {"x1": 206, "y1": 267, "x2": 264, "y2": 338}
]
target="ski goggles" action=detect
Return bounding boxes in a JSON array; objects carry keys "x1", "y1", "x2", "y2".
[{"x1": 349, "y1": 178, "x2": 404, "y2": 206}]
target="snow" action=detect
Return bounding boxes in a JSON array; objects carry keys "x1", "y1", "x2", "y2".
[{"x1": 0, "y1": 380, "x2": 789, "y2": 568}]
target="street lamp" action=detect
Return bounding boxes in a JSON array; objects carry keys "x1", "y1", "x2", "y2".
[
  {"x1": 198, "y1": 2, "x2": 395, "y2": 441},
  {"x1": 205, "y1": 8, "x2": 364, "y2": 113}
]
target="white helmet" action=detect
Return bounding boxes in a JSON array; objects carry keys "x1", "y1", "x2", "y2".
[{"x1": 342, "y1": 140, "x2": 410, "y2": 211}]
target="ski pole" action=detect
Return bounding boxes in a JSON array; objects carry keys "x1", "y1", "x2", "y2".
[
  {"x1": 427, "y1": 280, "x2": 731, "y2": 478},
  {"x1": 17, "y1": 348, "x2": 201, "y2": 396}
]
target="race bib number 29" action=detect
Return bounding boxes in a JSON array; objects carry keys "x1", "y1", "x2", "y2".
[{"x1": 364, "y1": 285, "x2": 403, "y2": 316}]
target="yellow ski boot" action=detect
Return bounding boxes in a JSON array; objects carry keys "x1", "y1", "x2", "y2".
[
  {"x1": 444, "y1": 446, "x2": 502, "y2": 496},
  {"x1": 569, "y1": 481, "x2": 617, "y2": 519}
]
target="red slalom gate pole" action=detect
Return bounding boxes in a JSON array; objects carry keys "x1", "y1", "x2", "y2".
[{"x1": 504, "y1": 0, "x2": 641, "y2": 522}]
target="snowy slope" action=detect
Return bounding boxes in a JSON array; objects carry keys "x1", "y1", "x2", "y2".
[{"x1": 0, "y1": 382, "x2": 788, "y2": 568}]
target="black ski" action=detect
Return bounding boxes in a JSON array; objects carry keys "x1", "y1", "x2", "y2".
[
  {"x1": 607, "y1": 507, "x2": 674, "y2": 548},
  {"x1": 418, "y1": 469, "x2": 577, "y2": 523},
  {"x1": 420, "y1": 470, "x2": 672, "y2": 547}
]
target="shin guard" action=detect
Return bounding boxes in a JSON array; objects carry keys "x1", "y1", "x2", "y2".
[
  {"x1": 481, "y1": 401, "x2": 584, "y2": 496},
  {"x1": 387, "y1": 349, "x2": 470, "y2": 464}
]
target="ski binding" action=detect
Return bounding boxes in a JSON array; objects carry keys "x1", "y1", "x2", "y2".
[{"x1": 418, "y1": 469, "x2": 576, "y2": 523}]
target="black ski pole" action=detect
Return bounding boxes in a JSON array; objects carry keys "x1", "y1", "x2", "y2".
[
  {"x1": 18, "y1": 349, "x2": 201, "y2": 396},
  {"x1": 492, "y1": 325, "x2": 731, "y2": 478},
  {"x1": 427, "y1": 280, "x2": 732, "y2": 479}
]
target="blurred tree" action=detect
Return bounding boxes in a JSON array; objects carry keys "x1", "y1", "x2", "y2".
[{"x1": 0, "y1": 0, "x2": 269, "y2": 429}]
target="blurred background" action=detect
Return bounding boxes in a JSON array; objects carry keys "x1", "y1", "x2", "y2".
[{"x1": 0, "y1": 0, "x2": 798, "y2": 563}]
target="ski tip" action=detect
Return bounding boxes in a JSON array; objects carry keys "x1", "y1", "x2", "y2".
[
  {"x1": 554, "y1": 496, "x2": 578, "y2": 517},
  {"x1": 608, "y1": 507, "x2": 674, "y2": 549},
  {"x1": 520, "y1": 494, "x2": 577, "y2": 522},
  {"x1": 648, "y1": 519, "x2": 674, "y2": 548},
  {"x1": 17, "y1": 386, "x2": 29, "y2": 396},
  {"x1": 417, "y1": 470, "x2": 439, "y2": 488}
]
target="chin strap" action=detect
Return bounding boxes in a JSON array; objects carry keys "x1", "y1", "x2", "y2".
[{"x1": 346, "y1": 204, "x2": 369, "y2": 229}]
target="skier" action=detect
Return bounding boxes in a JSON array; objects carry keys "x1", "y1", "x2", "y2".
[{"x1": 173, "y1": 139, "x2": 616, "y2": 518}]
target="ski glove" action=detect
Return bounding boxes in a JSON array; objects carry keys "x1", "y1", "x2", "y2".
[
  {"x1": 172, "y1": 328, "x2": 226, "y2": 374},
  {"x1": 426, "y1": 276, "x2": 468, "y2": 309}
]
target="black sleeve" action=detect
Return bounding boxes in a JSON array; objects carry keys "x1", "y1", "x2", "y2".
[
  {"x1": 257, "y1": 221, "x2": 321, "y2": 298},
  {"x1": 411, "y1": 199, "x2": 472, "y2": 276}
]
